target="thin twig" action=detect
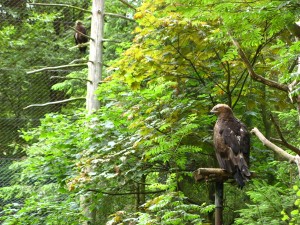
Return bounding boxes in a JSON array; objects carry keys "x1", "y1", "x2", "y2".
[
  {"x1": 105, "y1": 13, "x2": 135, "y2": 22},
  {"x1": 69, "y1": 59, "x2": 87, "y2": 64},
  {"x1": 102, "y1": 39, "x2": 122, "y2": 43},
  {"x1": 229, "y1": 32, "x2": 289, "y2": 92},
  {"x1": 26, "y1": 63, "x2": 87, "y2": 75},
  {"x1": 50, "y1": 76, "x2": 92, "y2": 84},
  {"x1": 50, "y1": 76, "x2": 110, "y2": 84},
  {"x1": 23, "y1": 98, "x2": 86, "y2": 110},
  {"x1": 270, "y1": 114, "x2": 300, "y2": 155},
  {"x1": 87, "y1": 189, "x2": 165, "y2": 195},
  {"x1": 270, "y1": 138, "x2": 300, "y2": 154},
  {"x1": 288, "y1": 58, "x2": 298, "y2": 73},
  {"x1": 69, "y1": 26, "x2": 94, "y2": 41},
  {"x1": 251, "y1": 127, "x2": 300, "y2": 177},
  {"x1": 28, "y1": 3, "x2": 91, "y2": 13},
  {"x1": 118, "y1": 0, "x2": 136, "y2": 11},
  {"x1": 251, "y1": 127, "x2": 297, "y2": 162},
  {"x1": 69, "y1": 42, "x2": 90, "y2": 50},
  {"x1": 170, "y1": 43, "x2": 206, "y2": 86}
]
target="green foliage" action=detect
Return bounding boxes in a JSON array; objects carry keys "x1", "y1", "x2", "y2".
[
  {"x1": 51, "y1": 69, "x2": 88, "y2": 97},
  {"x1": 138, "y1": 192, "x2": 205, "y2": 224},
  {"x1": 144, "y1": 113, "x2": 202, "y2": 169},
  {"x1": 1, "y1": 0, "x2": 300, "y2": 224},
  {"x1": 276, "y1": 109, "x2": 300, "y2": 145},
  {"x1": 0, "y1": 0, "x2": 91, "y2": 156},
  {"x1": 281, "y1": 185, "x2": 300, "y2": 225},
  {"x1": 106, "y1": 192, "x2": 210, "y2": 225},
  {"x1": 234, "y1": 160, "x2": 300, "y2": 225},
  {"x1": 235, "y1": 180, "x2": 295, "y2": 225},
  {"x1": 1, "y1": 183, "x2": 83, "y2": 225}
]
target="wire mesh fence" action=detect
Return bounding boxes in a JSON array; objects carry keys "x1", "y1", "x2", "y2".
[
  {"x1": 0, "y1": 158, "x2": 22, "y2": 216},
  {"x1": 0, "y1": 0, "x2": 90, "y2": 219},
  {"x1": 0, "y1": 0, "x2": 90, "y2": 153}
]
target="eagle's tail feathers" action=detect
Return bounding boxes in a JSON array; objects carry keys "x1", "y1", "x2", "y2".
[
  {"x1": 238, "y1": 157, "x2": 251, "y2": 177},
  {"x1": 234, "y1": 171, "x2": 245, "y2": 189},
  {"x1": 241, "y1": 165, "x2": 251, "y2": 177}
]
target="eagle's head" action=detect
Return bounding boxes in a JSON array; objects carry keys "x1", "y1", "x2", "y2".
[
  {"x1": 75, "y1": 20, "x2": 83, "y2": 26},
  {"x1": 210, "y1": 104, "x2": 233, "y2": 116}
]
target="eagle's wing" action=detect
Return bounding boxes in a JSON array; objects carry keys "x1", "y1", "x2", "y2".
[
  {"x1": 239, "y1": 122, "x2": 250, "y2": 165},
  {"x1": 222, "y1": 121, "x2": 241, "y2": 154},
  {"x1": 222, "y1": 119, "x2": 249, "y2": 155},
  {"x1": 220, "y1": 119, "x2": 251, "y2": 177},
  {"x1": 74, "y1": 34, "x2": 79, "y2": 45},
  {"x1": 78, "y1": 26, "x2": 88, "y2": 43}
]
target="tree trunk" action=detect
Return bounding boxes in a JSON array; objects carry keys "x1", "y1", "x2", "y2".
[
  {"x1": 86, "y1": 0, "x2": 104, "y2": 112},
  {"x1": 82, "y1": 0, "x2": 105, "y2": 224}
]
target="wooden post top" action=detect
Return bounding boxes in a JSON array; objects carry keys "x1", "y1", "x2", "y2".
[{"x1": 193, "y1": 167, "x2": 255, "y2": 183}]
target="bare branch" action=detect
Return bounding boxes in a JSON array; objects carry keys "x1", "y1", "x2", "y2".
[
  {"x1": 252, "y1": 127, "x2": 300, "y2": 177},
  {"x1": 28, "y1": 3, "x2": 91, "y2": 13},
  {"x1": 229, "y1": 34, "x2": 289, "y2": 92},
  {"x1": 69, "y1": 42, "x2": 90, "y2": 51},
  {"x1": 26, "y1": 63, "x2": 87, "y2": 75},
  {"x1": 270, "y1": 138, "x2": 300, "y2": 154},
  {"x1": 169, "y1": 43, "x2": 206, "y2": 86},
  {"x1": 69, "y1": 59, "x2": 87, "y2": 64},
  {"x1": 251, "y1": 127, "x2": 297, "y2": 161},
  {"x1": 102, "y1": 39, "x2": 122, "y2": 43},
  {"x1": 87, "y1": 189, "x2": 165, "y2": 195},
  {"x1": 23, "y1": 98, "x2": 86, "y2": 110},
  {"x1": 105, "y1": 13, "x2": 135, "y2": 22},
  {"x1": 50, "y1": 76, "x2": 110, "y2": 84},
  {"x1": 118, "y1": 0, "x2": 136, "y2": 11},
  {"x1": 288, "y1": 57, "x2": 298, "y2": 73},
  {"x1": 50, "y1": 76, "x2": 92, "y2": 84},
  {"x1": 270, "y1": 114, "x2": 300, "y2": 155},
  {"x1": 69, "y1": 26, "x2": 94, "y2": 41}
]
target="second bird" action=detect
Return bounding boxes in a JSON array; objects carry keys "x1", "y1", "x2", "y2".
[{"x1": 74, "y1": 21, "x2": 88, "y2": 53}]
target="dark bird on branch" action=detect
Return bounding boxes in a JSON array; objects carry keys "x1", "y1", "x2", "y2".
[
  {"x1": 74, "y1": 21, "x2": 88, "y2": 53},
  {"x1": 210, "y1": 104, "x2": 251, "y2": 188}
]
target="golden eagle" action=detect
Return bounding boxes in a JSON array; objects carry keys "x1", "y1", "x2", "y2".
[
  {"x1": 210, "y1": 104, "x2": 251, "y2": 188},
  {"x1": 74, "y1": 21, "x2": 88, "y2": 53}
]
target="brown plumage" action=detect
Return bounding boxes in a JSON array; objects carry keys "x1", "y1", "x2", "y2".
[
  {"x1": 210, "y1": 104, "x2": 251, "y2": 188},
  {"x1": 74, "y1": 21, "x2": 88, "y2": 53}
]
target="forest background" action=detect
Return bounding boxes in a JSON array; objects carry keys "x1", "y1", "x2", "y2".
[{"x1": 0, "y1": 0, "x2": 300, "y2": 224}]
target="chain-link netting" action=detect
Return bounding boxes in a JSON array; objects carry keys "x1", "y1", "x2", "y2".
[
  {"x1": 0, "y1": 0, "x2": 90, "y2": 217},
  {"x1": 0, "y1": 0, "x2": 90, "y2": 154},
  {"x1": 0, "y1": 158, "x2": 22, "y2": 215}
]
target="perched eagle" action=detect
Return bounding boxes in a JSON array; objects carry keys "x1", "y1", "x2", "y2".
[
  {"x1": 74, "y1": 21, "x2": 88, "y2": 53},
  {"x1": 210, "y1": 104, "x2": 251, "y2": 188}
]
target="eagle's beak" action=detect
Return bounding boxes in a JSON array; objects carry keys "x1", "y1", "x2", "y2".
[{"x1": 210, "y1": 109, "x2": 217, "y2": 114}]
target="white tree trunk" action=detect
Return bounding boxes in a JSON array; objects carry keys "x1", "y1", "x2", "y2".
[
  {"x1": 86, "y1": 0, "x2": 104, "y2": 112},
  {"x1": 297, "y1": 56, "x2": 300, "y2": 126},
  {"x1": 82, "y1": 1, "x2": 105, "y2": 224}
]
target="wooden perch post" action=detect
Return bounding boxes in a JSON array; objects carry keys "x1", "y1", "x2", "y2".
[
  {"x1": 193, "y1": 168, "x2": 229, "y2": 225},
  {"x1": 215, "y1": 181, "x2": 224, "y2": 225},
  {"x1": 194, "y1": 168, "x2": 255, "y2": 225},
  {"x1": 193, "y1": 168, "x2": 231, "y2": 182}
]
